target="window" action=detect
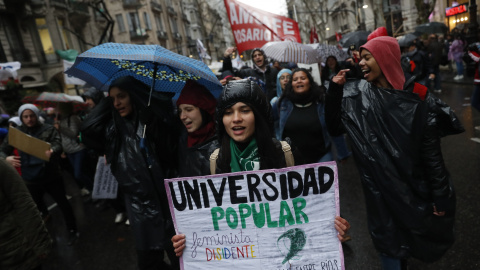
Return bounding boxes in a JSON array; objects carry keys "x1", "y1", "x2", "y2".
[
  {"x1": 127, "y1": 12, "x2": 141, "y2": 34},
  {"x1": 169, "y1": 16, "x2": 178, "y2": 33},
  {"x1": 144, "y1": 12, "x2": 152, "y2": 30},
  {"x1": 57, "y1": 18, "x2": 71, "y2": 49},
  {"x1": 116, "y1": 14, "x2": 126, "y2": 33},
  {"x1": 154, "y1": 14, "x2": 164, "y2": 31},
  {"x1": 35, "y1": 18, "x2": 56, "y2": 63}
]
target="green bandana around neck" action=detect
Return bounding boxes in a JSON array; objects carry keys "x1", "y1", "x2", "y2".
[{"x1": 229, "y1": 138, "x2": 260, "y2": 172}]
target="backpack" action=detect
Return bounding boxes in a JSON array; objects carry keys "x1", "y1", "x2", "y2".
[{"x1": 209, "y1": 141, "x2": 295, "y2": 175}]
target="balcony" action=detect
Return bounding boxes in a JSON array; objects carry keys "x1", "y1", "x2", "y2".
[
  {"x1": 167, "y1": 6, "x2": 177, "y2": 16},
  {"x1": 123, "y1": 0, "x2": 141, "y2": 9},
  {"x1": 69, "y1": 0, "x2": 90, "y2": 17},
  {"x1": 151, "y1": 1, "x2": 162, "y2": 12},
  {"x1": 130, "y1": 28, "x2": 149, "y2": 40},
  {"x1": 51, "y1": 0, "x2": 68, "y2": 9},
  {"x1": 157, "y1": 30, "x2": 168, "y2": 40},
  {"x1": 173, "y1": 32, "x2": 182, "y2": 41}
]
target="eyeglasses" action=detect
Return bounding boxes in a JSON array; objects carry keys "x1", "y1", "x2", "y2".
[{"x1": 280, "y1": 75, "x2": 291, "y2": 80}]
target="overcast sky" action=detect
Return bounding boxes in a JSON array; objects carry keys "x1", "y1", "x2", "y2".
[{"x1": 237, "y1": 0, "x2": 288, "y2": 16}]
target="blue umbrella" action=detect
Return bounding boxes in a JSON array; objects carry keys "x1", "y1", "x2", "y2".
[{"x1": 64, "y1": 43, "x2": 222, "y2": 99}]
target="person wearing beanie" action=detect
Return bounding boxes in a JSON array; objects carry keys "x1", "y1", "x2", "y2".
[
  {"x1": 221, "y1": 47, "x2": 279, "y2": 101},
  {"x1": 326, "y1": 36, "x2": 463, "y2": 269},
  {"x1": 171, "y1": 79, "x2": 351, "y2": 257},
  {"x1": 176, "y1": 80, "x2": 219, "y2": 177},
  {"x1": 81, "y1": 76, "x2": 181, "y2": 270},
  {"x1": 0, "y1": 103, "x2": 80, "y2": 246},
  {"x1": 273, "y1": 68, "x2": 350, "y2": 164}
]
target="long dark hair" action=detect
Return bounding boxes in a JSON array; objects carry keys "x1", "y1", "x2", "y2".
[
  {"x1": 279, "y1": 68, "x2": 324, "y2": 106},
  {"x1": 216, "y1": 104, "x2": 283, "y2": 172},
  {"x1": 215, "y1": 79, "x2": 284, "y2": 172}
]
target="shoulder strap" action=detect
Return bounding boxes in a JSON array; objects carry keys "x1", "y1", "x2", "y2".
[
  {"x1": 280, "y1": 141, "x2": 295, "y2": 167},
  {"x1": 209, "y1": 148, "x2": 220, "y2": 175}
]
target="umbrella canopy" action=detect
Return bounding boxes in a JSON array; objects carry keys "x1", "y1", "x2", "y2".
[
  {"x1": 339, "y1": 31, "x2": 370, "y2": 49},
  {"x1": 316, "y1": 44, "x2": 349, "y2": 63},
  {"x1": 415, "y1": 22, "x2": 448, "y2": 35},
  {"x1": 398, "y1": 33, "x2": 420, "y2": 48},
  {"x1": 34, "y1": 92, "x2": 87, "y2": 111},
  {"x1": 261, "y1": 41, "x2": 319, "y2": 64},
  {"x1": 64, "y1": 43, "x2": 222, "y2": 99}
]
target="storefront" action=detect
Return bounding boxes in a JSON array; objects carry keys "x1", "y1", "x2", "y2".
[{"x1": 445, "y1": 1, "x2": 470, "y2": 33}]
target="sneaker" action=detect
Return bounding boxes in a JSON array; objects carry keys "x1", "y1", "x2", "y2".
[
  {"x1": 471, "y1": 137, "x2": 480, "y2": 144},
  {"x1": 454, "y1": 75, "x2": 464, "y2": 80},
  {"x1": 115, "y1": 213, "x2": 125, "y2": 224},
  {"x1": 80, "y1": 188, "x2": 90, "y2": 196},
  {"x1": 475, "y1": 126, "x2": 480, "y2": 131},
  {"x1": 125, "y1": 219, "x2": 130, "y2": 226},
  {"x1": 433, "y1": 89, "x2": 442, "y2": 93},
  {"x1": 67, "y1": 230, "x2": 80, "y2": 246}
]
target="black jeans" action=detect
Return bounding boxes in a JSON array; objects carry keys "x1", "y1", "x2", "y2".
[{"x1": 26, "y1": 175, "x2": 77, "y2": 232}]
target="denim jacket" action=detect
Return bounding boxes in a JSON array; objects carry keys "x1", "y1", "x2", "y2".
[{"x1": 272, "y1": 97, "x2": 351, "y2": 161}]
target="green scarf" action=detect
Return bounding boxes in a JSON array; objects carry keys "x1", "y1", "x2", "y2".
[{"x1": 230, "y1": 138, "x2": 260, "y2": 172}]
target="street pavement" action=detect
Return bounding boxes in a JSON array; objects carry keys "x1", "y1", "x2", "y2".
[{"x1": 41, "y1": 75, "x2": 480, "y2": 270}]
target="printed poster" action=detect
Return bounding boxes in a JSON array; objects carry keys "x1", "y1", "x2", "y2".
[
  {"x1": 92, "y1": 156, "x2": 118, "y2": 199},
  {"x1": 165, "y1": 161, "x2": 344, "y2": 270}
]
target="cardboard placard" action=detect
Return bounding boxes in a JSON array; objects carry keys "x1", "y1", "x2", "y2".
[
  {"x1": 165, "y1": 161, "x2": 344, "y2": 270},
  {"x1": 8, "y1": 127, "x2": 51, "y2": 161}
]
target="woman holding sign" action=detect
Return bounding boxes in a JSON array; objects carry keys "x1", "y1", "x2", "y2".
[{"x1": 172, "y1": 79, "x2": 351, "y2": 257}]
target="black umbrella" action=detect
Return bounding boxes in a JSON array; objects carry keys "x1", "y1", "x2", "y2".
[
  {"x1": 339, "y1": 31, "x2": 370, "y2": 49},
  {"x1": 398, "y1": 33, "x2": 420, "y2": 48},
  {"x1": 415, "y1": 22, "x2": 448, "y2": 35}
]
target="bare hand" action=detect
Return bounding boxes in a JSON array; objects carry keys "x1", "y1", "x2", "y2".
[
  {"x1": 332, "y1": 69, "x2": 350, "y2": 86},
  {"x1": 6, "y1": 156, "x2": 21, "y2": 167},
  {"x1": 433, "y1": 205, "x2": 446, "y2": 216},
  {"x1": 45, "y1": 149, "x2": 53, "y2": 160},
  {"x1": 172, "y1": 234, "x2": 186, "y2": 257},
  {"x1": 429, "y1": 74, "x2": 435, "y2": 80},
  {"x1": 224, "y1": 47, "x2": 236, "y2": 58},
  {"x1": 334, "y1": 216, "x2": 351, "y2": 242}
]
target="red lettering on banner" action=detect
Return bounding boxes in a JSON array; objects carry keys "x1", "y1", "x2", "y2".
[
  {"x1": 446, "y1": 4, "x2": 467, "y2": 17},
  {"x1": 224, "y1": 0, "x2": 302, "y2": 54}
]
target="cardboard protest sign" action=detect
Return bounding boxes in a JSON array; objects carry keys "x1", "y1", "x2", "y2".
[
  {"x1": 92, "y1": 156, "x2": 118, "y2": 199},
  {"x1": 224, "y1": 0, "x2": 302, "y2": 54},
  {"x1": 8, "y1": 127, "x2": 51, "y2": 161},
  {"x1": 165, "y1": 161, "x2": 344, "y2": 270}
]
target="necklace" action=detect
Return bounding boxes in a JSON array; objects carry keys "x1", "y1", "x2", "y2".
[{"x1": 294, "y1": 102, "x2": 313, "y2": 108}]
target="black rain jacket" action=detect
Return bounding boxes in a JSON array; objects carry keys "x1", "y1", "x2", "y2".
[{"x1": 325, "y1": 79, "x2": 463, "y2": 262}]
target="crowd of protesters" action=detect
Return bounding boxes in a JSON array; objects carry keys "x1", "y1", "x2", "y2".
[{"x1": 1, "y1": 24, "x2": 479, "y2": 270}]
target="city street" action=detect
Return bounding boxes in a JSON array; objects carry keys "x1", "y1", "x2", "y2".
[{"x1": 41, "y1": 76, "x2": 480, "y2": 270}]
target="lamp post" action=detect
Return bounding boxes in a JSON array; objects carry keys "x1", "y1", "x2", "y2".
[{"x1": 467, "y1": 0, "x2": 479, "y2": 43}]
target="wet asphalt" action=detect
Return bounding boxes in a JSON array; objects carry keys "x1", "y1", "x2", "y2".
[{"x1": 40, "y1": 73, "x2": 480, "y2": 270}]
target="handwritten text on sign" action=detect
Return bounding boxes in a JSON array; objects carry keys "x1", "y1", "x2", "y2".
[{"x1": 165, "y1": 162, "x2": 344, "y2": 270}]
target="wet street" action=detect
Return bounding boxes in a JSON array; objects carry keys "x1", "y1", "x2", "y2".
[{"x1": 41, "y1": 74, "x2": 480, "y2": 270}]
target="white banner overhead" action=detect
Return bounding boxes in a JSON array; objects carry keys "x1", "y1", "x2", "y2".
[{"x1": 165, "y1": 161, "x2": 344, "y2": 270}]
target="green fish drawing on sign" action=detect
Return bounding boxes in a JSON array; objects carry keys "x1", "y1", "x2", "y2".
[{"x1": 277, "y1": 228, "x2": 307, "y2": 264}]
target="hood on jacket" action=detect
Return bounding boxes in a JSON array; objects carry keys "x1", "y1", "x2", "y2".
[
  {"x1": 360, "y1": 36, "x2": 405, "y2": 90},
  {"x1": 276, "y1": 69, "x2": 293, "y2": 98},
  {"x1": 82, "y1": 86, "x2": 105, "y2": 105},
  {"x1": 216, "y1": 79, "x2": 273, "y2": 143}
]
